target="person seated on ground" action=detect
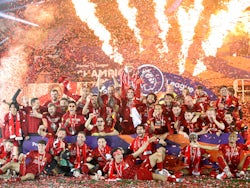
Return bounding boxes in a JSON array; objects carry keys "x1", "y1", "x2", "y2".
[
  {"x1": 87, "y1": 136, "x2": 112, "y2": 174},
  {"x1": 0, "y1": 140, "x2": 14, "y2": 167},
  {"x1": 191, "y1": 132, "x2": 250, "y2": 179},
  {"x1": 128, "y1": 124, "x2": 155, "y2": 163},
  {"x1": 42, "y1": 103, "x2": 62, "y2": 136},
  {"x1": 102, "y1": 136, "x2": 182, "y2": 182},
  {"x1": 85, "y1": 114, "x2": 119, "y2": 136},
  {"x1": 61, "y1": 101, "x2": 86, "y2": 136},
  {"x1": 38, "y1": 125, "x2": 67, "y2": 175},
  {"x1": 0, "y1": 140, "x2": 52, "y2": 181},
  {"x1": 2, "y1": 102, "x2": 25, "y2": 160},
  {"x1": 67, "y1": 131, "x2": 95, "y2": 177},
  {"x1": 177, "y1": 133, "x2": 213, "y2": 176}
]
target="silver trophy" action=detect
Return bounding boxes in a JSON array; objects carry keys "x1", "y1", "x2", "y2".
[
  {"x1": 69, "y1": 127, "x2": 76, "y2": 135},
  {"x1": 51, "y1": 123, "x2": 57, "y2": 132}
]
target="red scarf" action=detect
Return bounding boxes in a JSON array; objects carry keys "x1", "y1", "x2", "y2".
[
  {"x1": 133, "y1": 135, "x2": 149, "y2": 152},
  {"x1": 98, "y1": 145, "x2": 111, "y2": 160},
  {"x1": 8, "y1": 112, "x2": 22, "y2": 140},
  {"x1": 108, "y1": 159, "x2": 125, "y2": 179},
  {"x1": 19, "y1": 155, "x2": 26, "y2": 176},
  {"x1": 75, "y1": 143, "x2": 87, "y2": 169},
  {"x1": 52, "y1": 139, "x2": 64, "y2": 156},
  {"x1": 184, "y1": 145, "x2": 201, "y2": 172},
  {"x1": 37, "y1": 153, "x2": 46, "y2": 174}
]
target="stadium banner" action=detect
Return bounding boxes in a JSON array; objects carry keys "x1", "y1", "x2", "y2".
[
  {"x1": 22, "y1": 133, "x2": 244, "y2": 155},
  {"x1": 92, "y1": 64, "x2": 217, "y2": 100}
]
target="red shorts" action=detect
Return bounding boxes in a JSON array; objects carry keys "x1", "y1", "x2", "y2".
[
  {"x1": 25, "y1": 167, "x2": 38, "y2": 175},
  {"x1": 136, "y1": 157, "x2": 153, "y2": 180},
  {"x1": 136, "y1": 168, "x2": 153, "y2": 180},
  {"x1": 20, "y1": 163, "x2": 38, "y2": 176}
]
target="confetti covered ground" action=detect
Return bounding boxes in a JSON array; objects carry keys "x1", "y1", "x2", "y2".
[{"x1": 0, "y1": 172, "x2": 249, "y2": 188}]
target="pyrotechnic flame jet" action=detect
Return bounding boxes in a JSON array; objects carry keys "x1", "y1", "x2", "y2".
[
  {"x1": 153, "y1": 0, "x2": 170, "y2": 57},
  {"x1": 194, "y1": 0, "x2": 249, "y2": 76},
  {"x1": 72, "y1": 0, "x2": 124, "y2": 65},
  {"x1": 117, "y1": 0, "x2": 144, "y2": 52},
  {"x1": 177, "y1": 0, "x2": 204, "y2": 75},
  {"x1": 0, "y1": 12, "x2": 39, "y2": 27},
  {"x1": 202, "y1": 0, "x2": 249, "y2": 57},
  {"x1": 193, "y1": 57, "x2": 207, "y2": 76},
  {"x1": 0, "y1": 46, "x2": 28, "y2": 124}
]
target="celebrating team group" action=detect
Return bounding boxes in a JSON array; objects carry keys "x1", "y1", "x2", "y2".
[{"x1": 0, "y1": 67, "x2": 249, "y2": 182}]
